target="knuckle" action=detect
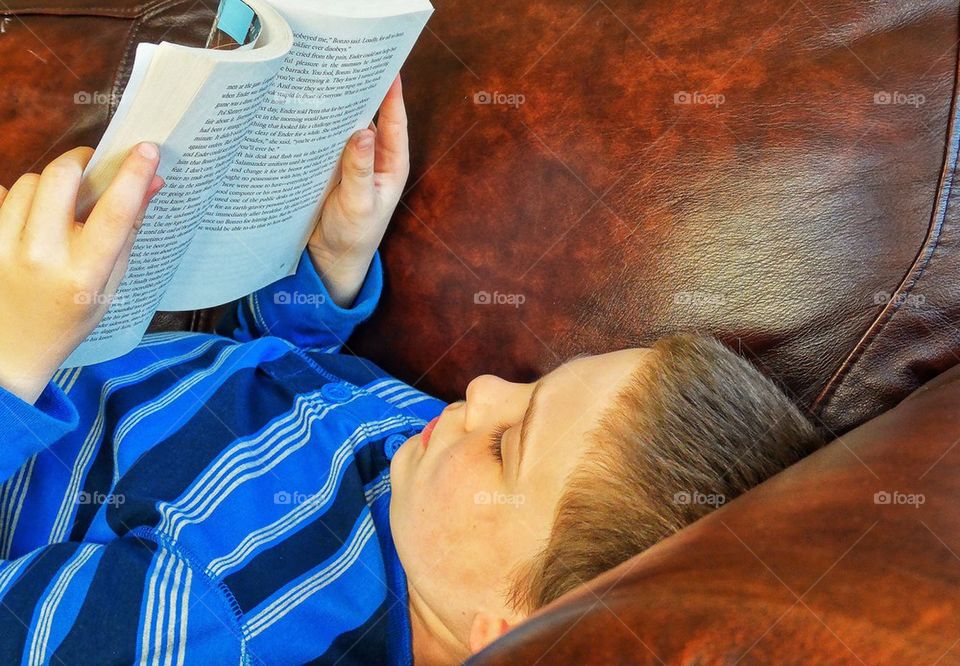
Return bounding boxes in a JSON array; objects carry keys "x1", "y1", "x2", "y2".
[
  {"x1": 124, "y1": 154, "x2": 157, "y2": 180},
  {"x1": 351, "y1": 163, "x2": 374, "y2": 179},
  {"x1": 345, "y1": 198, "x2": 375, "y2": 218},
  {"x1": 41, "y1": 160, "x2": 80, "y2": 182},
  {"x1": 95, "y1": 205, "x2": 132, "y2": 229},
  {"x1": 67, "y1": 270, "x2": 98, "y2": 297},
  {"x1": 381, "y1": 116, "x2": 408, "y2": 131},
  {"x1": 20, "y1": 242, "x2": 51, "y2": 269},
  {"x1": 13, "y1": 172, "x2": 41, "y2": 190},
  {"x1": 67, "y1": 146, "x2": 96, "y2": 165}
]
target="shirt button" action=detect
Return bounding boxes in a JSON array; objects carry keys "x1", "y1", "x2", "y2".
[
  {"x1": 383, "y1": 434, "x2": 407, "y2": 460},
  {"x1": 320, "y1": 382, "x2": 352, "y2": 403}
]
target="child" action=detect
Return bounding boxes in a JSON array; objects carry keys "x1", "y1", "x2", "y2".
[{"x1": 0, "y1": 77, "x2": 822, "y2": 665}]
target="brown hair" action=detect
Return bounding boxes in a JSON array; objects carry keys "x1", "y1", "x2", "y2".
[{"x1": 506, "y1": 332, "x2": 825, "y2": 613}]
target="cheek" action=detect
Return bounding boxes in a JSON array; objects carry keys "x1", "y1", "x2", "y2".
[
  {"x1": 396, "y1": 445, "x2": 505, "y2": 562},
  {"x1": 422, "y1": 447, "x2": 493, "y2": 522}
]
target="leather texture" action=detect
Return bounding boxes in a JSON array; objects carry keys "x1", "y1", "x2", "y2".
[
  {"x1": 348, "y1": 0, "x2": 960, "y2": 439},
  {"x1": 2, "y1": 0, "x2": 957, "y2": 435},
  {"x1": 2, "y1": 1, "x2": 960, "y2": 661}
]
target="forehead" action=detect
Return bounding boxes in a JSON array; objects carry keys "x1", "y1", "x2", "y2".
[{"x1": 524, "y1": 348, "x2": 649, "y2": 493}]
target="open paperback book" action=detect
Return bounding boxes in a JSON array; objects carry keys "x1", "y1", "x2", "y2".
[{"x1": 64, "y1": 0, "x2": 434, "y2": 367}]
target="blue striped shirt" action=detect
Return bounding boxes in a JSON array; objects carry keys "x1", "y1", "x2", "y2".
[{"x1": 0, "y1": 249, "x2": 446, "y2": 665}]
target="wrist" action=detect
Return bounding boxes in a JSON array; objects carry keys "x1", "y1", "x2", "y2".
[
  {"x1": 0, "y1": 365, "x2": 56, "y2": 405},
  {"x1": 306, "y1": 247, "x2": 375, "y2": 309}
]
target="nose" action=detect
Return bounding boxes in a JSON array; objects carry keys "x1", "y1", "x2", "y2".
[{"x1": 463, "y1": 374, "x2": 522, "y2": 431}]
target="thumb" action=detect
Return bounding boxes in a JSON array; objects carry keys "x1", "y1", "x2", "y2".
[
  {"x1": 98, "y1": 173, "x2": 165, "y2": 308},
  {"x1": 338, "y1": 129, "x2": 376, "y2": 217}
]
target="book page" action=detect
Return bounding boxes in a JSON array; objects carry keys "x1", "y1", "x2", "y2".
[
  {"x1": 157, "y1": 1, "x2": 433, "y2": 311},
  {"x1": 62, "y1": 6, "x2": 292, "y2": 367}
]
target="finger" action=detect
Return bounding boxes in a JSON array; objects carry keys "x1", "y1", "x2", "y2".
[
  {"x1": 24, "y1": 147, "x2": 95, "y2": 249},
  {"x1": 338, "y1": 129, "x2": 376, "y2": 218},
  {"x1": 0, "y1": 173, "x2": 41, "y2": 243},
  {"x1": 99, "y1": 174, "x2": 164, "y2": 299},
  {"x1": 374, "y1": 75, "x2": 409, "y2": 182},
  {"x1": 135, "y1": 175, "x2": 165, "y2": 231},
  {"x1": 76, "y1": 142, "x2": 160, "y2": 283},
  {"x1": 100, "y1": 223, "x2": 138, "y2": 306},
  {"x1": 0, "y1": 184, "x2": 8, "y2": 208}
]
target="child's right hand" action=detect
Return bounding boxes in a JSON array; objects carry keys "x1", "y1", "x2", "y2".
[{"x1": 0, "y1": 142, "x2": 163, "y2": 405}]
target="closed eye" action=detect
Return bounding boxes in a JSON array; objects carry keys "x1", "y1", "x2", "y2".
[{"x1": 488, "y1": 423, "x2": 509, "y2": 464}]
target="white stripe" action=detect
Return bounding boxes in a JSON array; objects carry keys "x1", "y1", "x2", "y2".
[
  {"x1": 49, "y1": 338, "x2": 225, "y2": 543},
  {"x1": 159, "y1": 392, "x2": 363, "y2": 541},
  {"x1": 152, "y1": 552, "x2": 176, "y2": 666},
  {"x1": 0, "y1": 475, "x2": 11, "y2": 555},
  {"x1": 139, "y1": 549, "x2": 170, "y2": 666},
  {"x1": 160, "y1": 389, "x2": 336, "y2": 520},
  {"x1": 60, "y1": 366, "x2": 83, "y2": 394},
  {"x1": 175, "y1": 566, "x2": 191, "y2": 666},
  {"x1": 374, "y1": 382, "x2": 411, "y2": 399},
  {"x1": 112, "y1": 344, "x2": 246, "y2": 483},
  {"x1": 162, "y1": 558, "x2": 184, "y2": 666},
  {"x1": 394, "y1": 394, "x2": 435, "y2": 410},
  {"x1": 0, "y1": 553, "x2": 36, "y2": 598},
  {"x1": 2, "y1": 456, "x2": 35, "y2": 558},
  {"x1": 140, "y1": 331, "x2": 204, "y2": 346},
  {"x1": 382, "y1": 389, "x2": 423, "y2": 405},
  {"x1": 246, "y1": 515, "x2": 375, "y2": 637},
  {"x1": 364, "y1": 378, "x2": 396, "y2": 394},
  {"x1": 363, "y1": 474, "x2": 391, "y2": 505},
  {"x1": 207, "y1": 417, "x2": 407, "y2": 577},
  {"x1": 28, "y1": 543, "x2": 98, "y2": 666},
  {"x1": 0, "y1": 464, "x2": 21, "y2": 557}
]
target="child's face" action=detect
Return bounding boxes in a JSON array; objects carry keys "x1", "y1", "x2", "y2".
[{"x1": 389, "y1": 348, "x2": 649, "y2": 654}]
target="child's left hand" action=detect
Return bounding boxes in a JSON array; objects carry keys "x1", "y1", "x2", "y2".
[{"x1": 307, "y1": 75, "x2": 409, "y2": 307}]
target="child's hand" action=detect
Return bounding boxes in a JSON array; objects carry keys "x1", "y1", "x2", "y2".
[
  {"x1": 307, "y1": 75, "x2": 410, "y2": 307},
  {"x1": 0, "y1": 142, "x2": 163, "y2": 404}
]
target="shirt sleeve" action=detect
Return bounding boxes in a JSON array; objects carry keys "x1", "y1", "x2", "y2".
[
  {"x1": 0, "y1": 379, "x2": 79, "y2": 485},
  {"x1": 215, "y1": 248, "x2": 383, "y2": 353}
]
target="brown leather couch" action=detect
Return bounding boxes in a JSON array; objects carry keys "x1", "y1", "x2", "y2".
[{"x1": 2, "y1": 0, "x2": 959, "y2": 662}]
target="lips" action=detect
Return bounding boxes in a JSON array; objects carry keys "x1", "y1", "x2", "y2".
[{"x1": 421, "y1": 416, "x2": 439, "y2": 449}]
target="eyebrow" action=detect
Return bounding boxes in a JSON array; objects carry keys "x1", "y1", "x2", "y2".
[{"x1": 516, "y1": 375, "x2": 547, "y2": 474}]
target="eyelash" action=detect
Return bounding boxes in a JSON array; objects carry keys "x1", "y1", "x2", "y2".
[{"x1": 488, "y1": 423, "x2": 509, "y2": 464}]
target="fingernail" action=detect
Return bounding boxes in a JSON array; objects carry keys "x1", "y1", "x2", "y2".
[
  {"x1": 137, "y1": 142, "x2": 159, "y2": 160},
  {"x1": 356, "y1": 131, "x2": 374, "y2": 151}
]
